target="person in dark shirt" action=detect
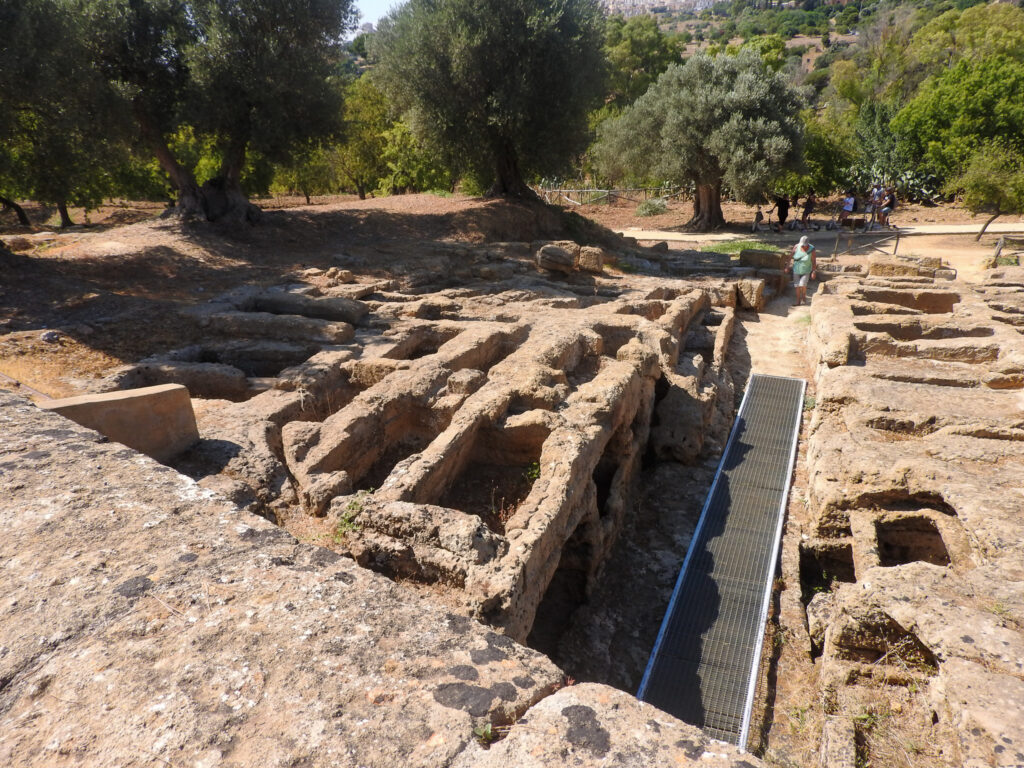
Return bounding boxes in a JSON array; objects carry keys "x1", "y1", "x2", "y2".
[
  {"x1": 771, "y1": 195, "x2": 791, "y2": 232},
  {"x1": 879, "y1": 188, "x2": 897, "y2": 228},
  {"x1": 801, "y1": 193, "x2": 816, "y2": 230}
]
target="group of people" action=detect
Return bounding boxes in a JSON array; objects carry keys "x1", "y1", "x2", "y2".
[
  {"x1": 839, "y1": 183, "x2": 897, "y2": 229},
  {"x1": 754, "y1": 184, "x2": 897, "y2": 233},
  {"x1": 753, "y1": 193, "x2": 818, "y2": 232},
  {"x1": 749, "y1": 183, "x2": 900, "y2": 308}
]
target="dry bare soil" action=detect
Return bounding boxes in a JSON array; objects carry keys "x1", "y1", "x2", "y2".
[{"x1": 0, "y1": 193, "x2": 1003, "y2": 398}]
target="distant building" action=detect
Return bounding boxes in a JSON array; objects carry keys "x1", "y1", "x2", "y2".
[{"x1": 602, "y1": 0, "x2": 698, "y2": 18}]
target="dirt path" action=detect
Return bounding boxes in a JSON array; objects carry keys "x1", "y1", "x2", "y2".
[{"x1": 735, "y1": 296, "x2": 814, "y2": 383}]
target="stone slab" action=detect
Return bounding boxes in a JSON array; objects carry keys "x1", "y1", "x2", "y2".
[{"x1": 37, "y1": 383, "x2": 199, "y2": 462}]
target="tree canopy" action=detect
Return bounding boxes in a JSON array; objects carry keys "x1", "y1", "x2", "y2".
[
  {"x1": 893, "y1": 55, "x2": 1024, "y2": 181},
  {"x1": 371, "y1": 0, "x2": 607, "y2": 197},
  {"x1": 2, "y1": 0, "x2": 358, "y2": 224},
  {"x1": 1, "y1": 0, "x2": 135, "y2": 225},
  {"x1": 595, "y1": 50, "x2": 804, "y2": 230},
  {"x1": 945, "y1": 140, "x2": 1024, "y2": 240},
  {"x1": 604, "y1": 15, "x2": 682, "y2": 111}
]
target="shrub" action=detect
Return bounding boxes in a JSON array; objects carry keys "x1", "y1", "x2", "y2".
[{"x1": 636, "y1": 197, "x2": 668, "y2": 216}]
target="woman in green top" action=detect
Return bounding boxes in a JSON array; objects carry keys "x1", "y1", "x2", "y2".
[{"x1": 790, "y1": 236, "x2": 817, "y2": 306}]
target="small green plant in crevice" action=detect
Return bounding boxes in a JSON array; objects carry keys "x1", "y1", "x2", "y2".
[
  {"x1": 787, "y1": 704, "x2": 809, "y2": 733},
  {"x1": 794, "y1": 312, "x2": 812, "y2": 326},
  {"x1": 523, "y1": 461, "x2": 541, "y2": 482},
  {"x1": 811, "y1": 570, "x2": 832, "y2": 596},
  {"x1": 803, "y1": 394, "x2": 816, "y2": 412},
  {"x1": 636, "y1": 197, "x2": 667, "y2": 217},
  {"x1": 988, "y1": 600, "x2": 1012, "y2": 619},
  {"x1": 853, "y1": 705, "x2": 885, "y2": 732},
  {"x1": 472, "y1": 722, "x2": 495, "y2": 745},
  {"x1": 333, "y1": 489, "x2": 371, "y2": 542}
]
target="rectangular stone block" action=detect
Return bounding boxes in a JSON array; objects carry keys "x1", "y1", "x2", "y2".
[
  {"x1": 739, "y1": 248, "x2": 786, "y2": 270},
  {"x1": 39, "y1": 384, "x2": 199, "y2": 462}
]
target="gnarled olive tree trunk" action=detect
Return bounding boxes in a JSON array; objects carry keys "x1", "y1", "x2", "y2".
[
  {"x1": 136, "y1": 104, "x2": 260, "y2": 224},
  {"x1": 685, "y1": 182, "x2": 726, "y2": 232},
  {"x1": 488, "y1": 139, "x2": 538, "y2": 199},
  {"x1": 0, "y1": 195, "x2": 30, "y2": 226}
]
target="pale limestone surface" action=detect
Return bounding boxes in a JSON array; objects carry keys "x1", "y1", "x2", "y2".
[
  {"x1": 38, "y1": 382, "x2": 198, "y2": 462},
  {"x1": 453, "y1": 684, "x2": 764, "y2": 768},
  {"x1": 799, "y1": 267, "x2": 1024, "y2": 767}
]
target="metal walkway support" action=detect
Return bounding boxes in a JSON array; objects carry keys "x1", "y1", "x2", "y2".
[{"x1": 637, "y1": 373, "x2": 805, "y2": 749}]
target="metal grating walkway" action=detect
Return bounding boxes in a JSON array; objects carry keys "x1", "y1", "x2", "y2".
[{"x1": 637, "y1": 373, "x2": 805, "y2": 749}]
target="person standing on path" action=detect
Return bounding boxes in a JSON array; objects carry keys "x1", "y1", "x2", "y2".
[
  {"x1": 867, "y1": 183, "x2": 884, "y2": 229},
  {"x1": 801, "y1": 192, "x2": 816, "y2": 230},
  {"x1": 839, "y1": 190, "x2": 856, "y2": 226},
  {"x1": 790, "y1": 235, "x2": 817, "y2": 306},
  {"x1": 770, "y1": 195, "x2": 791, "y2": 232}
]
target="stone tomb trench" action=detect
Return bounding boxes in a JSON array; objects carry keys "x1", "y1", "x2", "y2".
[
  {"x1": 758, "y1": 265, "x2": 1024, "y2": 768},
  {"x1": 159, "y1": 273, "x2": 761, "y2": 701}
]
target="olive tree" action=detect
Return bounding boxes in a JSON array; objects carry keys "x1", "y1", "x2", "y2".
[
  {"x1": 595, "y1": 51, "x2": 804, "y2": 231},
  {"x1": 1, "y1": 0, "x2": 132, "y2": 226},
  {"x1": 371, "y1": 0, "x2": 607, "y2": 197},
  {"x1": 944, "y1": 141, "x2": 1024, "y2": 241},
  {"x1": 83, "y1": 0, "x2": 357, "y2": 222}
]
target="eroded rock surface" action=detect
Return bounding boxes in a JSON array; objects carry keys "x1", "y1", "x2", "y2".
[
  {"x1": 142, "y1": 249, "x2": 747, "y2": 650},
  {"x1": 791, "y1": 265, "x2": 1024, "y2": 768},
  {"x1": 0, "y1": 393, "x2": 760, "y2": 768}
]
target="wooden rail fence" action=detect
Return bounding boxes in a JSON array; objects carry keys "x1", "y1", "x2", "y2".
[{"x1": 534, "y1": 186, "x2": 688, "y2": 206}]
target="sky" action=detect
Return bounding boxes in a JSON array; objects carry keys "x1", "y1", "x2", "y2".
[{"x1": 356, "y1": 0, "x2": 402, "y2": 27}]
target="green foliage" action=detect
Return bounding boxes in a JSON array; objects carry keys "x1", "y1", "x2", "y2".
[
  {"x1": 472, "y1": 723, "x2": 495, "y2": 745},
  {"x1": 77, "y1": 0, "x2": 357, "y2": 209},
  {"x1": 333, "y1": 490, "x2": 370, "y2": 542},
  {"x1": 271, "y1": 144, "x2": 337, "y2": 202},
  {"x1": 893, "y1": 55, "x2": 1024, "y2": 180},
  {"x1": 909, "y1": 3, "x2": 1024, "y2": 75},
  {"x1": 636, "y1": 198, "x2": 668, "y2": 217},
  {"x1": 701, "y1": 239, "x2": 765, "y2": 254},
  {"x1": 944, "y1": 141, "x2": 1024, "y2": 218},
  {"x1": 739, "y1": 34, "x2": 788, "y2": 72},
  {"x1": 334, "y1": 77, "x2": 393, "y2": 198},
  {"x1": 0, "y1": 0, "x2": 135, "y2": 218},
  {"x1": 176, "y1": 0, "x2": 356, "y2": 162},
  {"x1": 349, "y1": 31, "x2": 372, "y2": 60},
  {"x1": 775, "y1": 110, "x2": 856, "y2": 196},
  {"x1": 595, "y1": 51, "x2": 804, "y2": 204},
  {"x1": 604, "y1": 15, "x2": 683, "y2": 110},
  {"x1": 371, "y1": 0, "x2": 607, "y2": 195},
  {"x1": 523, "y1": 462, "x2": 541, "y2": 482},
  {"x1": 377, "y1": 122, "x2": 453, "y2": 196}
]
